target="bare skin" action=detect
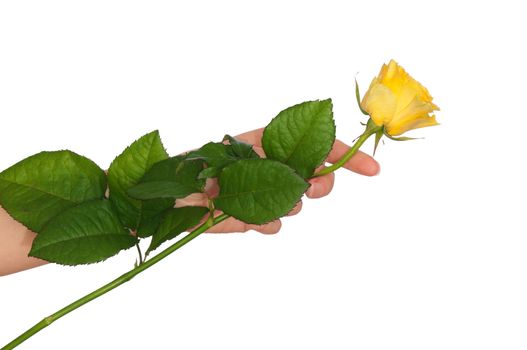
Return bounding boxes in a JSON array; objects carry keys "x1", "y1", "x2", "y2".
[{"x1": 0, "y1": 128, "x2": 380, "y2": 276}]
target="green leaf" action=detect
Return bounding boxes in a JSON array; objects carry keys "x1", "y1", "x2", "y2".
[
  {"x1": 29, "y1": 200, "x2": 137, "y2": 265},
  {"x1": 186, "y1": 142, "x2": 233, "y2": 167},
  {"x1": 147, "y1": 206, "x2": 209, "y2": 254},
  {"x1": 135, "y1": 199, "x2": 172, "y2": 238},
  {"x1": 108, "y1": 130, "x2": 174, "y2": 232},
  {"x1": 222, "y1": 135, "x2": 260, "y2": 159},
  {"x1": 262, "y1": 99, "x2": 336, "y2": 178},
  {"x1": 0, "y1": 151, "x2": 106, "y2": 231},
  {"x1": 197, "y1": 166, "x2": 222, "y2": 179},
  {"x1": 127, "y1": 156, "x2": 205, "y2": 200},
  {"x1": 214, "y1": 159, "x2": 308, "y2": 225},
  {"x1": 187, "y1": 136, "x2": 259, "y2": 179}
]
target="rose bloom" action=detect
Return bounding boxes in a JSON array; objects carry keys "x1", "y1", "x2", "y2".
[{"x1": 361, "y1": 60, "x2": 439, "y2": 136}]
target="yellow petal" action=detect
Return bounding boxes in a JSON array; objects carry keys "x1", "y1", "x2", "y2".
[
  {"x1": 386, "y1": 114, "x2": 439, "y2": 136},
  {"x1": 376, "y1": 61, "x2": 391, "y2": 82},
  {"x1": 394, "y1": 85, "x2": 422, "y2": 115},
  {"x1": 381, "y1": 60, "x2": 435, "y2": 110},
  {"x1": 361, "y1": 82, "x2": 397, "y2": 126},
  {"x1": 387, "y1": 97, "x2": 438, "y2": 136},
  {"x1": 392, "y1": 96, "x2": 438, "y2": 122},
  {"x1": 379, "y1": 60, "x2": 408, "y2": 95}
]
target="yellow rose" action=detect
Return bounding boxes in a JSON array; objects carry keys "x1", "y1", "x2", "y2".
[{"x1": 361, "y1": 60, "x2": 439, "y2": 136}]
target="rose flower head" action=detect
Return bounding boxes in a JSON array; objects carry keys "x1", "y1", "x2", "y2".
[{"x1": 360, "y1": 59, "x2": 439, "y2": 137}]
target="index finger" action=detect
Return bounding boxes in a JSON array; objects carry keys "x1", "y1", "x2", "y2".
[
  {"x1": 235, "y1": 128, "x2": 380, "y2": 176},
  {"x1": 326, "y1": 140, "x2": 380, "y2": 176},
  {"x1": 235, "y1": 128, "x2": 264, "y2": 147}
]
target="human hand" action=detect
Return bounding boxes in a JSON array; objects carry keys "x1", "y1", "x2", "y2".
[{"x1": 177, "y1": 128, "x2": 380, "y2": 234}]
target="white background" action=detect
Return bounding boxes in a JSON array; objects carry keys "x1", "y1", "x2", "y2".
[{"x1": 1, "y1": 1, "x2": 526, "y2": 349}]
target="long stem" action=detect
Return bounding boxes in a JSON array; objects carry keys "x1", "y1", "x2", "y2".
[
  {"x1": 1, "y1": 213, "x2": 230, "y2": 350},
  {"x1": 312, "y1": 120, "x2": 382, "y2": 178}
]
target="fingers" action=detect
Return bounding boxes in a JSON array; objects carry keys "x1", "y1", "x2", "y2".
[
  {"x1": 307, "y1": 170, "x2": 335, "y2": 199},
  {"x1": 180, "y1": 129, "x2": 380, "y2": 235},
  {"x1": 178, "y1": 175, "x2": 301, "y2": 235},
  {"x1": 288, "y1": 201, "x2": 302, "y2": 216},
  {"x1": 206, "y1": 200, "x2": 301, "y2": 234},
  {"x1": 327, "y1": 140, "x2": 380, "y2": 176},
  {"x1": 205, "y1": 200, "x2": 302, "y2": 234},
  {"x1": 306, "y1": 143, "x2": 380, "y2": 198},
  {"x1": 248, "y1": 220, "x2": 282, "y2": 234},
  {"x1": 206, "y1": 216, "x2": 282, "y2": 235},
  {"x1": 252, "y1": 145, "x2": 266, "y2": 158},
  {"x1": 234, "y1": 128, "x2": 264, "y2": 147},
  {"x1": 175, "y1": 178, "x2": 219, "y2": 208},
  {"x1": 235, "y1": 128, "x2": 380, "y2": 176},
  {"x1": 175, "y1": 192, "x2": 208, "y2": 207},
  {"x1": 235, "y1": 130, "x2": 380, "y2": 176}
]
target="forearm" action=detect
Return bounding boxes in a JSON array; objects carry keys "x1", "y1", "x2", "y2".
[{"x1": 0, "y1": 206, "x2": 48, "y2": 276}]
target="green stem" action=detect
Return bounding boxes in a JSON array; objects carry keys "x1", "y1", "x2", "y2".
[
  {"x1": 312, "y1": 121, "x2": 381, "y2": 178},
  {"x1": 1, "y1": 213, "x2": 230, "y2": 350}
]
